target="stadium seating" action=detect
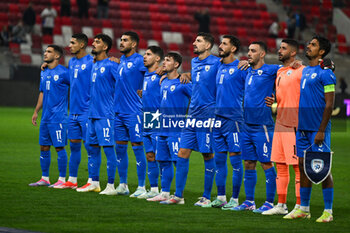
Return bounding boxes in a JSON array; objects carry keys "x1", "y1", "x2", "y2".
[{"x1": 3, "y1": 0, "x2": 349, "y2": 68}]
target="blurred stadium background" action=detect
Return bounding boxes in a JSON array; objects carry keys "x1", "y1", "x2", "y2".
[{"x1": 0, "y1": 0, "x2": 349, "y2": 116}]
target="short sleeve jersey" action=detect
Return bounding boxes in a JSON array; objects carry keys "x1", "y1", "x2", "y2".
[
  {"x1": 159, "y1": 77, "x2": 192, "y2": 137},
  {"x1": 89, "y1": 58, "x2": 119, "y2": 119},
  {"x1": 39, "y1": 64, "x2": 69, "y2": 123},
  {"x1": 142, "y1": 71, "x2": 161, "y2": 113},
  {"x1": 244, "y1": 64, "x2": 281, "y2": 125},
  {"x1": 215, "y1": 60, "x2": 247, "y2": 121},
  {"x1": 114, "y1": 53, "x2": 147, "y2": 114},
  {"x1": 275, "y1": 65, "x2": 304, "y2": 127},
  {"x1": 68, "y1": 54, "x2": 93, "y2": 114},
  {"x1": 188, "y1": 55, "x2": 220, "y2": 118},
  {"x1": 298, "y1": 65, "x2": 336, "y2": 132}
]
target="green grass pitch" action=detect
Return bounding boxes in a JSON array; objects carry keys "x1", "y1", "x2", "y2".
[{"x1": 0, "y1": 107, "x2": 349, "y2": 233}]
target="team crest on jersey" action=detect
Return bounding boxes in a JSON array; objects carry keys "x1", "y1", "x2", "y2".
[
  {"x1": 127, "y1": 62, "x2": 133, "y2": 68},
  {"x1": 311, "y1": 73, "x2": 317, "y2": 79},
  {"x1": 151, "y1": 75, "x2": 156, "y2": 81},
  {"x1": 229, "y1": 68, "x2": 235, "y2": 75},
  {"x1": 54, "y1": 75, "x2": 59, "y2": 81},
  {"x1": 81, "y1": 64, "x2": 86, "y2": 70},
  {"x1": 287, "y1": 70, "x2": 293, "y2": 76},
  {"x1": 170, "y1": 85, "x2": 176, "y2": 91},
  {"x1": 258, "y1": 70, "x2": 263, "y2": 75},
  {"x1": 100, "y1": 67, "x2": 105, "y2": 73},
  {"x1": 205, "y1": 65, "x2": 210, "y2": 71}
]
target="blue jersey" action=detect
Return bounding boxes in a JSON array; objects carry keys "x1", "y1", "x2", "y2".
[
  {"x1": 142, "y1": 71, "x2": 161, "y2": 112},
  {"x1": 68, "y1": 54, "x2": 93, "y2": 114},
  {"x1": 89, "y1": 58, "x2": 119, "y2": 119},
  {"x1": 114, "y1": 53, "x2": 147, "y2": 114},
  {"x1": 188, "y1": 55, "x2": 220, "y2": 118},
  {"x1": 39, "y1": 64, "x2": 69, "y2": 123},
  {"x1": 298, "y1": 65, "x2": 336, "y2": 132},
  {"x1": 160, "y1": 77, "x2": 192, "y2": 136},
  {"x1": 244, "y1": 64, "x2": 281, "y2": 125},
  {"x1": 215, "y1": 60, "x2": 247, "y2": 121}
]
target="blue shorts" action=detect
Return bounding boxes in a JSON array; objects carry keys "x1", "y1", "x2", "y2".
[
  {"x1": 143, "y1": 133, "x2": 157, "y2": 153},
  {"x1": 213, "y1": 116, "x2": 242, "y2": 153},
  {"x1": 114, "y1": 113, "x2": 143, "y2": 142},
  {"x1": 241, "y1": 123, "x2": 274, "y2": 163},
  {"x1": 180, "y1": 126, "x2": 214, "y2": 153},
  {"x1": 39, "y1": 122, "x2": 67, "y2": 147},
  {"x1": 68, "y1": 114, "x2": 88, "y2": 140},
  {"x1": 296, "y1": 130, "x2": 331, "y2": 158},
  {"x1": 86, "y1": 118, "x2": 115, "y2": 146},
  {"x1": 156, "y1": 135, "x2": 181, "y2": 162}
]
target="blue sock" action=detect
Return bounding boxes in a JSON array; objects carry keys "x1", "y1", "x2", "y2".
[
  {"x1": 84, "y1": 142, "x2": 93, "y2": 178},
  {"x1": 115, "y1": 144, "x2": 128, "y2": 183},
  {"x1": 103, "y1": 146, "x2": 117, "y2": 184},
  {"x1": 215, "y1": 152, "x2": 227, "y2": 196},
  {"x1": 203, "y1": 157, "x2": 216, "y2": 199},
  {"x1": 175, "y1": 157, "x2": 189, "y2": 198},
  {"x1": 244, "y1": 169, "x2": 257, "y2": 201},
  {"x1": 323, "y1": 188, "x2": 333, "y2": 210},
  {"x1": 132, "y1": 145, "x2": 146, "y2": 187},
  {"x1": 57, "y1": 149, "x2": 68, "y2": 178},
  {"x1": 230, "y1": 154, "x2": 243, "y2": 199},
  {"x1": 159, "y1": 161, "x2": 173, "y2": 192},
  {"x1": 40, "y1": 150, "x2": 51, "y2": 177},
  {"x1": 69, "y1": 142, "x2": 81, "y2": 178},
  {"x1": 148, "y1": 160, "x2": 159, "y2": 188},
  {"x1": 90, "y1": 146, "x2": 101, "y2": 181},
  {"x1": 264, "y1": 167, "x2": 277, "y2": 203},
  {"x1": 300, "y1": 187, "x2": 312, "y2": 207}
]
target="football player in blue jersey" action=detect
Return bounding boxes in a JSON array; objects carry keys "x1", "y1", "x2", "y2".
[
  {"x1": 30, "y1": 45, "x2": 70, "y2": 187},
  {"x1": 136, "y1": 46, "x2": 164, "y2": 199},
  {"x1": 232, "y1": 41, "x2": 280, "y2": 213},
  {"x1": 202, "y1": 35, "x2": 247, "y2": 209},
  {"x1": 161, "y1": 33, "x2": 221, "y2": 205},
  {"x1": 289, "y1": 35, "x2": 336, "y2": 223},
  {"x1": 51, "y1": 33, "x2": 96, "y2": 190},
  {"x1": 114, "y1": 31, "x2": 148, "y2": 197},
  {"x1": 146, "y1": 52, "x2": 191, "y2": 203},
  {"x1": 76, "y1": 34, "x2": 119, "y2": 194}
]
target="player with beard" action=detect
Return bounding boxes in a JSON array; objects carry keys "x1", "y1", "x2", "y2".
[
  {"x1": 232, "y1": 41, "x2": 281, "y2": 213},
  {"x1": 261, "y1": 39, "x2": 303, "y2": 217},
  {"x1": 29, "y1": 45, "x2": 70, "y2": 187},
  {"x1": 76, "y1": 34, "x2": 119, "y2": 195},
  {"x1": 160, "y1": 33, "x2": 220, "y2": 205},
  {"x1": 113, "y1": 31, "x2": 148, "y2": 197},
  {"x1": 201, "y1": 35, "x2": 247, "y2": 209},
  {"x1": 290, "y1": 35, "x2": 336, "y2": 223}
]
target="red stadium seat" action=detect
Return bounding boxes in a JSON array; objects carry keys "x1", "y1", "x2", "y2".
[
  {"x1": 42, "y1": 35, "x2": 53, "y2": 44},
  {"x1": 20, "y1": 54, "x2": 32, "y2": 64},
  {"x1": 337, "y1": 34, "x2": 346, "y2": 43},
  {"x1": 9, "y1": 43, "x2": 20, "y2": 54},
  {"x1": 9, "y1": 4, "x2": 19, "y2": 14}
]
